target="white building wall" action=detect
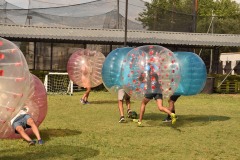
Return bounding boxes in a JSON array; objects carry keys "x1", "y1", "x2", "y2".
[{"x1": 220, "y1": 52, "x2": 240, "y2": 74}]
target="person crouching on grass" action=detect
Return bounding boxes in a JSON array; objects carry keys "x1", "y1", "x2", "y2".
[{"x1": 10, "y1": 107, "x2": 44, "y2": 146}]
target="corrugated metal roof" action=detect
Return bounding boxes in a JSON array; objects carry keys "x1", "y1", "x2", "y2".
[{"x1": 0, "y1": 24, "x2": 240, "y2": 47}]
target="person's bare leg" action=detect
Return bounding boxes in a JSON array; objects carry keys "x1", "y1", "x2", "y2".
[
  {"x1": 15, "y1": 126, "x2": 32, "y2": 142},
  {"x1": 156, "y1": 99, "x2": 176, "y2": 124},
  {"x1": 27, "y1": 118, "x2": 41, "y2": 140},
  {"x1": 156, "y1": 99, "x2": 172, "y2": 115},
  {"x1": 138, "y1": 98, "x2": 150, "y2": 123},
  {"x1": 118, "y1": 100, "x2": 124, "y2": 117},
  {"x1": 83, "y1": 87, "x2": 91, "y2": 102},
  {"x1": 168, "y1": 99, "x2": 175, "y2": 113},
  {"x1": 126, "y1": 98, "x2": 131, "y2": 111}
]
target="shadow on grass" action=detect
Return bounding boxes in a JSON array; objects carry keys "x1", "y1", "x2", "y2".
[
  {"x1": 144, "y1": 113, "x2": 230, "y2": 128},
  {"x1": 87, "y1": 100, "x2": 117, "y2": 104},
  {"x1": 88, "y1": 100, "x2": 136, "y2": 105},
  {"x1": 40, "y1": 129, "x2": 82, "y2": 141},
  {"x1": 0, "y1": 145, "x2": 99, "y2": 160}
]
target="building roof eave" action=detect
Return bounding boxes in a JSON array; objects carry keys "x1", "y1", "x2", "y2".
[{"x1": 0, "y1": 24, "x2": 240, "y2": 47}]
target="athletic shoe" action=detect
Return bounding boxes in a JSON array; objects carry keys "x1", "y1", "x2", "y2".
[
  {"x1": 170, "y1": 113, "x2": 177, "y2": 125},
  {"x1": 132, "y1": 119, "x2": 143, "y2": 127},
  {"x1": 132, "y1": 119, "x2": 139, "y2": 123},
  {"x1": 162, "y1": 115, "x2": 179, "y2": 122},
  {"x1": 80, "y1": 98, "x2": 85, "y2": 104},
  {"x1": 119, "y1": 116, "x2": 126, "y2": 123},
  {"x1": 38, "y1": 139, "x2": 44, "y2": 145},
  {"x1": 127, "y1": 109, "x2": 132, "y2": 118},
  {"x1": 85, "y1": 101, "x2": 90, "y2": 104},
  {"x1": 162, "y1": 116, "x2": 172, "y2": 123},
  {"x1": 137, "y1": 121, "x2": 142, "y2": 127},
  {"x1": 29, "y1": 140, "x2": 36, "y2": 146}
]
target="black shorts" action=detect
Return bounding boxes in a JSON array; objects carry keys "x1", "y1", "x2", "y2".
[
  {"x1": 170, "y1": 95, "x2": 181, "y2": 102},
  {"x1": 144, "y1": 93, "x2": 162, "y2": 100}
]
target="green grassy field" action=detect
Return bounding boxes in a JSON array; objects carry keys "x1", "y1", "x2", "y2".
[{"x1": 0, "y1": 92, "x2": 240, "y2": 160}]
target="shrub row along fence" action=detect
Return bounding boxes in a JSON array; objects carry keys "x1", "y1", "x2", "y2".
[{"x1": 215, "y1": 80, "x2": 240, "y2": 94}]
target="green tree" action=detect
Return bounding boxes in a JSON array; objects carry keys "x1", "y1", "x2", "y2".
[
  {"x1": 197, "y1": 0, "x2": 240, "y2": 34},
  {"x1": 197, "y1": 0, "x2": 240, "y2": 52},
  {"x1": 138, "y1": 0, "x2": 240, "y2": 34},
  {"x1": 137, "y1": 0, "x2": 194, "y2": 32}
]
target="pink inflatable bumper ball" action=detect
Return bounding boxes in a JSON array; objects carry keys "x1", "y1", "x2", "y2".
[
  {"x1": 27, "y1": 74, "x2": 48, "y2": 127},
  {"x1": 0, "y1": 38, "x2": 32, "y2": 138},
  {"x1": 67, "y1": 48, "x2": 105, "y2": 88},
  {"x1": 19, "y1": 74, "x2": 48, "y2": 138},
  {"x1": 1, "y1": 74, "x2": 48, "y2": 138}
]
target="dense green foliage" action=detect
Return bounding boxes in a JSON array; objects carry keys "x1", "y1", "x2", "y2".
[
  {"x1": 0, "y1": 92, "x2": 239, "y2": 159},
  {"x1": 197, "y1": 0, "x2": 240, "y2": 34},
  {"x1": 138, "y1": 0, "x2": 195, "y2": 32},
  {"x1": 138, "y1": 0, "x2": 240, "y2": 34}
]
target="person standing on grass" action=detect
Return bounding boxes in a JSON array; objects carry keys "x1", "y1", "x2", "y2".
[
  {"x1": 11, "y1": 107, "x2": 44, "y2": 146},
  {"x1": 133, "y1": 63, "x2": 177, "y2": 126},
  {"x1": 80, "y1": 86, "x2": 91, "y2": 104},
  {"x1": 162, "y1": 95, "x2": 180, "y2": 122},
  {"x1": 80, "y1": 60, "x2": 92, "y2": 105},
  {"x1": 118, "y1": 89, "x2": 135, "y2": 123}
]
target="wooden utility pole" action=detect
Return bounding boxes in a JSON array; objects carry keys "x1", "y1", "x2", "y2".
[
  {"x1": 193, "y1": 0, "x2": 198, "y2": 32},
  {"x1": 117, "y1": 0, "x2": 119, "y2": 29}
]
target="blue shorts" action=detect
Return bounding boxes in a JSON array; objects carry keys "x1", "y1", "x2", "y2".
[
  {"x1": 144, "y1": 93, "x2": 163, "y2": 100},
  {"x1": 12, "y1": 114, "x2": 31, "y2": 134}
]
